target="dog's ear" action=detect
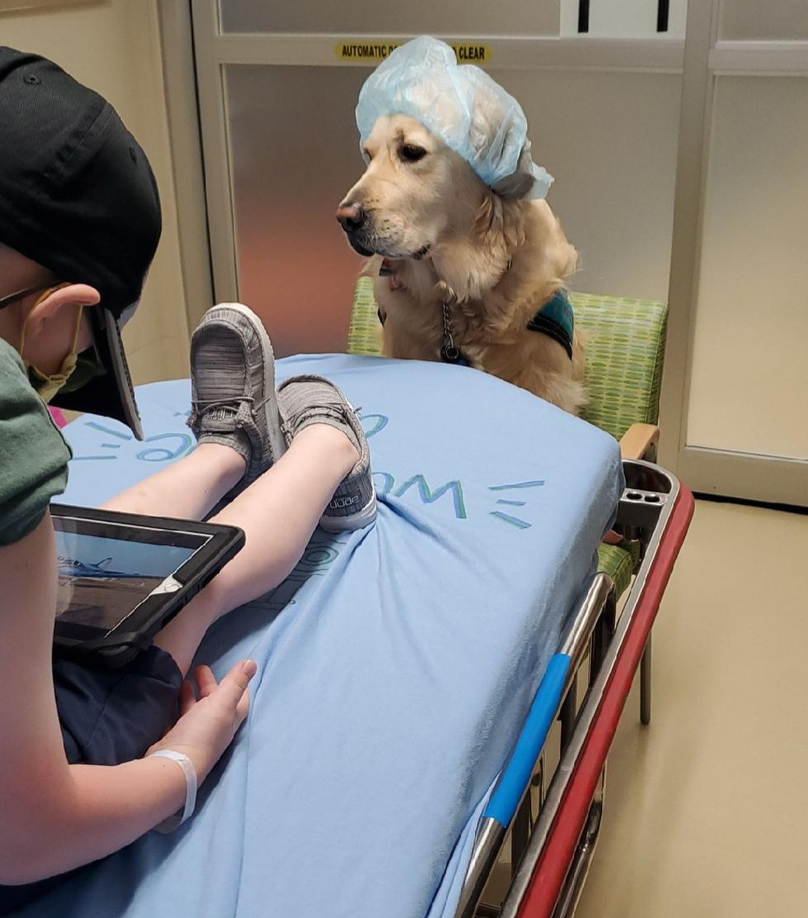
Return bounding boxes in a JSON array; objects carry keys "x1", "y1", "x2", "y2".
[
  {"x1": 475, "y1": 190, "x2": 525, "y2": 254},
  {"x1": 491, "y1": 171, "x2": 535, "y2": 201}
]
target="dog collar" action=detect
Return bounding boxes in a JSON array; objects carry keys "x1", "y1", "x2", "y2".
[
  {"x1": 379, "y1": 258, "x2": 564, "y2": 367},
  {"x1": 527, "y1": 290, "x2": 574, "y2": 360},
  {"x1": 376, "y1": 262, "x2": 469, "y2": 365},
  {"x1": 440, "y1": 300, "x2": 469, "y2": 366}
]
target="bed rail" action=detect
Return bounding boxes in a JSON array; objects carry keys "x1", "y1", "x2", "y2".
[
  {"x1": 454, "y1": 460, "x2": 694, "y2": 918},
  {"x1": 454, "y1": 572, "x2": 614, "y2": 918}
]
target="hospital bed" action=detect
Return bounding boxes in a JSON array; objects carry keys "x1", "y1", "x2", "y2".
[
  {"x1": 23, "y1": 289, "x2": 692, "y2": 918},
  {"x1": 348, "y1": 281, "x2": 694, "y2": 917}
]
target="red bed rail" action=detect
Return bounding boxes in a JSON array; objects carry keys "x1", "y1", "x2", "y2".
[{"x1": 517, "y1": 483, "x2": 695, "y2": 918}]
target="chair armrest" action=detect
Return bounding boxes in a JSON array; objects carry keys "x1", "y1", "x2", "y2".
[{"x1": 619, "y1": 423, "x2": 660, "y2": 461}]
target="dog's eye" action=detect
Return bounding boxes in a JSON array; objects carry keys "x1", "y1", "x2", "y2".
[{"x1": 400, "y1": 144, "x2": 427, "y2": 163}]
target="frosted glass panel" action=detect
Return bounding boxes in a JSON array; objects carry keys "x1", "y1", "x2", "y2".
[
  {"x1": 487, "y1": 69, "x2": 680, "y2": 302},
  {"x1": 220, "y1": 0, "x2": 559, "y2": 37},
  {"x1": 719, "y1": 0, "x2": 808, "y2": 41},
  {"x1": 687, "y1": 77, "x2": 808, "y2": 460},
  {"x1": 226, "y1": 65, "x2": 369, "y2": 357},
  {"x1": 225, "y1": 65, "x2": 680, "y2": 358}
]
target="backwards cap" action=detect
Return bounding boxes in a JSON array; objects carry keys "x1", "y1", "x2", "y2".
[{"x1": 0, "y1": 46, "x2": 162, "y2": 438}]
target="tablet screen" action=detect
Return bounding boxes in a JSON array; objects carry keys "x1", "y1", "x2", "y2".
[{"x1": 55, "y1": 524, "x2": 209, "y2": 634}]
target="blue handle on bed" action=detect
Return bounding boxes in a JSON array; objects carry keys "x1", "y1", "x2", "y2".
[{"x1": 483, "y1": 653, "x2": 572, "y2": 826}]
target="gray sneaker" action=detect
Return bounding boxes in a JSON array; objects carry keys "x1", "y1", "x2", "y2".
[
  {"x1": 277, "y1": 375, "x2": 376, "y2": 532},
  {"x1": 188, "y1": 303, "x2": 286, "y2": 499}
]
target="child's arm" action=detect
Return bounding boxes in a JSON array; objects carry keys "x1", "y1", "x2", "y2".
[{"x1": 0, "y1": 512, "x2": 253, "y2": 885}]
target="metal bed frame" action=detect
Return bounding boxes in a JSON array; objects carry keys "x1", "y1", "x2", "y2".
[{"x1": 454, "y1": 458, "x2": 695, "y2": 918}]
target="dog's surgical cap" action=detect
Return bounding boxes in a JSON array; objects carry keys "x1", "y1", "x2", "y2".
[{"x1": 356, "y1": 36, "x2": 553, "y2": 200}]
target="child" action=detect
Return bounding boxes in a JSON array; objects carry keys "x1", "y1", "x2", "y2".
[{"x1": 0, "y1": 46, "x2": 375, "y2": 902}]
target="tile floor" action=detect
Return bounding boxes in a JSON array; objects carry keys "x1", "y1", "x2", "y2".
[{"x1": 575, "y1": 498, "x2": 808, "y2": 918}]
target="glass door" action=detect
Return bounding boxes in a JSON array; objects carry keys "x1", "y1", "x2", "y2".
[
  {"x1": 662, "y1": 0, "x2": 808, "y2": 504},
  {"x1": 191, "y1": 0, "x2": 685, "y2": 358}
]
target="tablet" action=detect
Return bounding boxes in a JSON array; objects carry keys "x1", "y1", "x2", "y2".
[{"x1": 52, "y1": 504, "x2": 246, "y2": 668}]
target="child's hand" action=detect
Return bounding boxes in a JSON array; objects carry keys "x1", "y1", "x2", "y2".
[{"x1": 147, "y1": 660, "x2": 256, "y2": 783}]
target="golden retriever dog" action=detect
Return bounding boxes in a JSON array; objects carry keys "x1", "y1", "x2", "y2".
[{"x1": 336, "y1": 113, "x2": 586, "y2": 414}]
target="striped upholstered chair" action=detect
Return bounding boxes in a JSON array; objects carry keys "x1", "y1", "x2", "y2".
[{"x1": 345, "y1": 277, "x2": 669, "y2": 602}]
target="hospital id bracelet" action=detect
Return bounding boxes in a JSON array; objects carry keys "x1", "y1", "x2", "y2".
[{"x1": 148, "y1": 749, "x2": 198, "y2": 832}]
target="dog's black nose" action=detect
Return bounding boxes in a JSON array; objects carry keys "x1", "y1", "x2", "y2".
[{"x1": 336, "y1": 203, "x2": 365, "y2": 231}]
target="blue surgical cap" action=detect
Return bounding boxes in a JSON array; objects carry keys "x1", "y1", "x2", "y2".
[{"x1": 355, "y1": 36, "x2": 553, "y2": 200}]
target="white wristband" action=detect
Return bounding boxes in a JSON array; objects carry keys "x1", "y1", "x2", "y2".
[{"x1": 148, "y1": 749, "x2": 198, "y2": 832}]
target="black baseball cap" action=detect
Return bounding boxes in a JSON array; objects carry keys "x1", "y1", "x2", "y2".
[{"x1": 0, "y1": 46, "x2": 162, "y2": 440}]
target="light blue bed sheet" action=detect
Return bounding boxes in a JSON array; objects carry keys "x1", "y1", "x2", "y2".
[{"x1": 30, "y1": 355, "x2": 622, "y2": 918}]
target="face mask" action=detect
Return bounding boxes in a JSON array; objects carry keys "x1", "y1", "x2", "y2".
[{"x1": 19, "y1": 285, "x2": 84, "y2": 403}]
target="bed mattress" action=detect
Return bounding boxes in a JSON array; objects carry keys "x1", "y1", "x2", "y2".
[{"x1": 26, "y1": 354, "x2": 623, "y2": 918}]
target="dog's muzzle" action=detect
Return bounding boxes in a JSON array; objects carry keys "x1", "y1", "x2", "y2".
[
  {"x1": 346, "y1": 234, "x2": 375, "y2": 257},
  {"x1": 336, "y1": 203, "x2": 375, "y2": 256},
  {"x1": 335, "y1": 203, "x2": 431, "y2": 260}
]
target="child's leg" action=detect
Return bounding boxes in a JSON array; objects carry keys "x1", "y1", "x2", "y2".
[
  {"x1": 101, "y1": 443, "x2": 245, "y2": 521},
  {"x1": 104, "y1": 303, "x2": 287, "y2": 523},
  {"x1": 152, "y1": 423, "x2": 358, "y2": 674},
  {"x1": 100, "y1": 304, "x2": 376, "y2": 679}
]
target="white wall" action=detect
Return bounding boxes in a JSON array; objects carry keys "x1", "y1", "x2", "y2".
[
  {"x1": 0, "y1": 0, "x2": 191, "y2": 384},
  {"x1": 686, "y1": 75, "x2": 808, "y2": 461}
]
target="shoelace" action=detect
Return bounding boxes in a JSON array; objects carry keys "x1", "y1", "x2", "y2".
[{"x1": 189, "y1": 393, "x2": 274, "y2": 427}]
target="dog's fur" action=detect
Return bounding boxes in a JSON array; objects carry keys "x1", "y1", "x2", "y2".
[{"x1": 337, "y1": 114, "x2": 586, "y2": 414}]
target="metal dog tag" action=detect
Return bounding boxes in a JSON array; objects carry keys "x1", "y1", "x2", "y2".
[{"x1": 441, "y1": 344, "x2": 469, "y2": 366}]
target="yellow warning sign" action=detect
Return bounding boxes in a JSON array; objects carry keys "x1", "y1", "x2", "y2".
[
  {"x1": 336, "y1": 42, "x2": 401, "y2": 62},
  {"x1": 451, "y1": 43, "x2": 490, "y2": 63},
  {"x1": 336, "y1": 42, "x2": 491, "y2": 65}
]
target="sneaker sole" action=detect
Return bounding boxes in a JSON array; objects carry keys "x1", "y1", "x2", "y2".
[
  {"x1": 276, "y1": 373, "x2": 377, "y2": 532},
  {"x1": 319, "y1": 480, "x2": 378, "y2": 533},
  {"x1": 212, "y1": 302, "x2": 286, "y2": 466}
]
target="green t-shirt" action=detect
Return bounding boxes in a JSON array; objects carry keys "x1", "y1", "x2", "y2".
[{"x1": 0, "y1": 338, "x2": 71, "y2": 546}]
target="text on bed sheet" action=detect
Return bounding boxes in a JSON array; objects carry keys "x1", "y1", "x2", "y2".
[{"x1": 69, "y1": 416, "x2": 546, "y2": 528}]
